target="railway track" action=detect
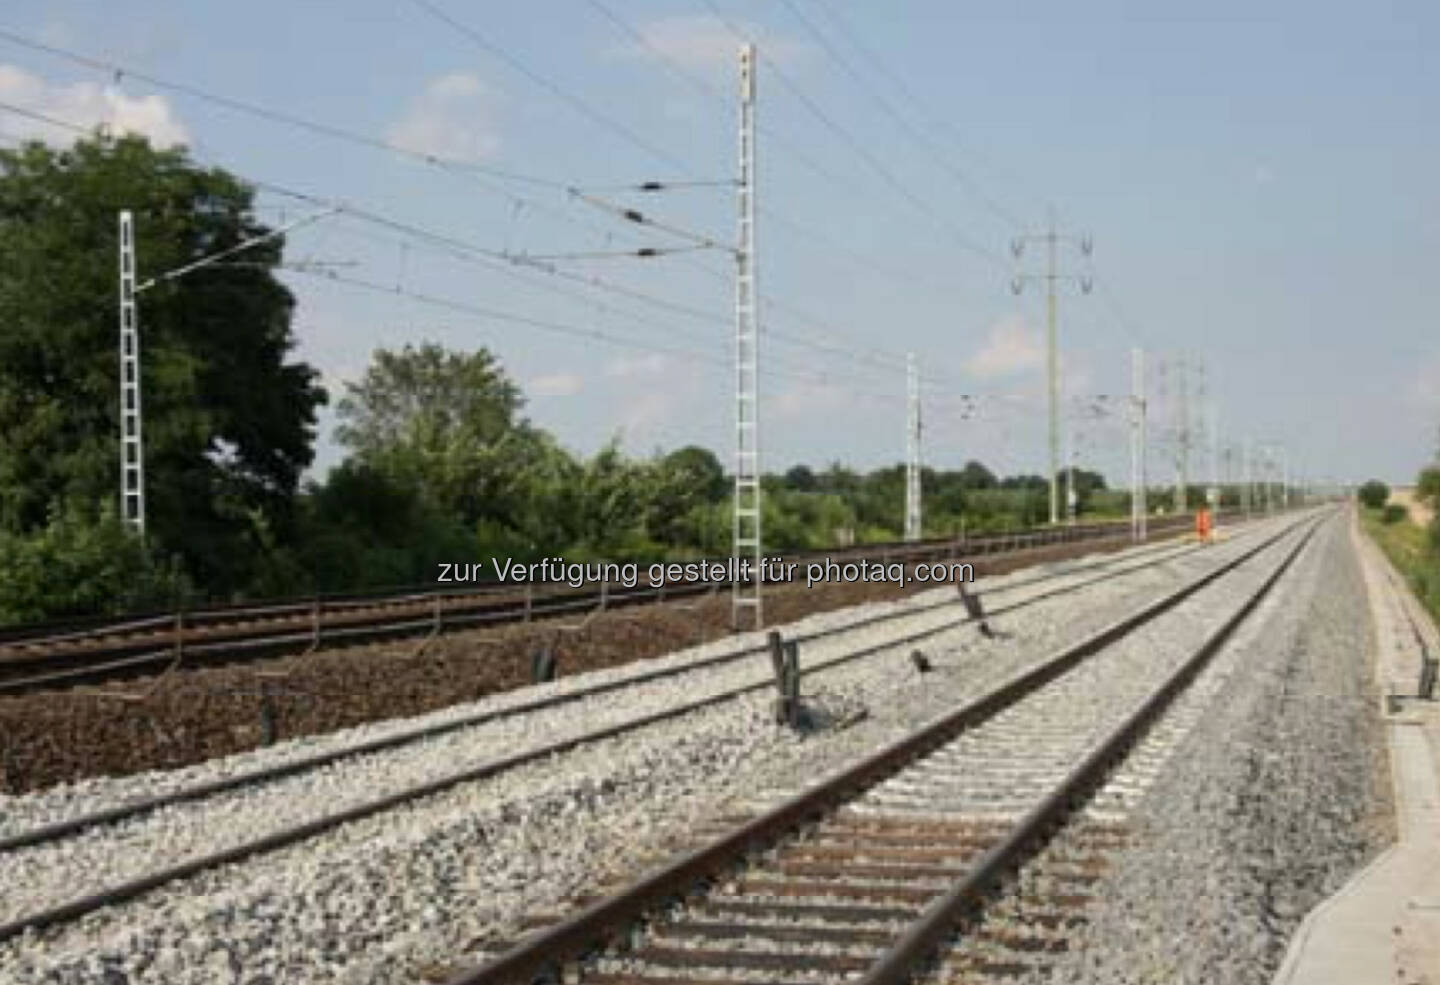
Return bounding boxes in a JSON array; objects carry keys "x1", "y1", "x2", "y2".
[
  {"x1": 0, "y1": 516, "x2": 1194, "y2": 694},
  {"x1": 0, "y1": 515, "x2": 1292, "y2": 956},
  {"x1": 437, "y1": 511, "x2": 1324, "y2": 985}
]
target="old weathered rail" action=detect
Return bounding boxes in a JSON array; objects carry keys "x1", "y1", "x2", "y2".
[{"x1": 0, "y1": 515, "x2": 1194, "y2": 694}]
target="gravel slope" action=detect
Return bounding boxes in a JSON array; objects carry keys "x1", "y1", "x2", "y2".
[
  {"x1": 0, "y1": 535, "x2": 1208, "y2": 843},
  {"x1": 1051, "y1": 513, "x2": 1392, "y2": 985}
]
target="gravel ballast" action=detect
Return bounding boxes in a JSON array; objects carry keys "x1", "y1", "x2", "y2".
[
  {"x1": 0, "y1": 517, "x2": 1304, "y2": 984},
  {"x1": 0, "y1": 535, "x2": 1206, "y2": 842},
  {"x1": 1051, "y1": 512, "x2": 1392, "y2": 985}
]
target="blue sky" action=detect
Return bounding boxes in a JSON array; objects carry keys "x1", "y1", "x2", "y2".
[{"x1": 1, "y1": 0, "x2": 1436, "y2": 489}]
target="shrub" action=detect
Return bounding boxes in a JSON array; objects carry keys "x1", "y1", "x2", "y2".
[
  {"x1": 1381, "y1": 503, "x2": 1408, "y2": 524},
  {"x1": 1417, "y1": 466, "x2": 1440, "y2": 508},
  {"x1": 0, "y1": 504, "x2": 190, "y2": 625},
  {"x1": 1358, "y1": 480, "x2": 1390, "y2": 510}
]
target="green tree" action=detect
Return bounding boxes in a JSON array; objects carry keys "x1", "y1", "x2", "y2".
[
  {"x1": 1417, "y1": 467, "x2": 1440, "y2": 510},
  {"x1": 0, "y1": 503, "x2": 188, "y2": 623},
  {"x1": 646, "y1": 447, "x2": 725, "y2": 548},
  {"x1": 569, "y1": 442, "x2": 652, "y2": 557},
  {"x1": 783, "y1": 464, "x2": 818, "y2": 492},
  {"x1": 958, "y1": 460, "x2": 998, "y2": 489},
  {"x1": 0, "y1": 135, "x2": 325, "y2": 595},
  {"x1": 664, "y1": 445, "x2": 727, "y2": 502},
  {"x1": 335, "y1": 342, "x2": 551, "y2": 540},
  {"x1": 1357, "y1": 480, "x2": 1390, "y2": 510},
  {"x1": 294, "y1": 461, "x2": 474, "y2": 592}
]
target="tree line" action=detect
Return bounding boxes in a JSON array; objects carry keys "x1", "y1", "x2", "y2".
[{"x1": 1, "y1": 135, "x2": 1132, "y2": 626}]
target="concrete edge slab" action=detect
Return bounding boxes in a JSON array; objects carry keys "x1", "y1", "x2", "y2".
[{"x1": 1270, "y1": 511, "x2": 1440, "y2": 985}]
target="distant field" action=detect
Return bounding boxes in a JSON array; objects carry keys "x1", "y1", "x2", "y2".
[
  {"x1": 1362, "y1": 507, "x2": 1440, "y2": 630},
  {"x1": 1389, "y1": 486, "x2": 1436, "y2": 528}
]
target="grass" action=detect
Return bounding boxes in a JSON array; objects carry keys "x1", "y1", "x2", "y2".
[{"x1": 1361, "y1": 506, "x2": 1440, "y2": 630}]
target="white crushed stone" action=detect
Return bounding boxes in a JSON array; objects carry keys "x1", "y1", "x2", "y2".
[
  {"x1": 1046, "y1": 512, "x2": 1392, "y2": 985},
  {"x1": 0, "y1": 520, "x2": 1295, "y2": 984}
]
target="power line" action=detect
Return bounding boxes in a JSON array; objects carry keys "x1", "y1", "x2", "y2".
[
  {"x1": 0, "y1": 27, "x2": 732, "y2": 272},
  {"x1": 806, "y1": 0, "x2": 1046, "y2": 224},
  {"x1": 756, "y1": 205, "x2": 972, "y2": 302},
  {"x1": 1092, "y1": 270, "x2": 1146, "y2": 344},
  {"x1": 305, "y1": 211, "x2": 903, "y2": 391},
  {"x1": 567, "y1": 188, "x2": 734, "y2": 252},
  {"x1": 284, "y1": 264, "x2": 905, "y2": 403},
  {"x1": 569, "y1": 179, "x2": 738, "y2": 192},
  {"x1": 0, "y1": 99, "x2": 916, "y2": 390},
  {"x1": 773, "y1": 0, "x2": 1025, "y2": 231},
  {"x1": 0, "y1": 21, "x2": 1006, "y2": 379},
  {"x1": 577, "y1": 0, "x2": 993, "y2": 310},
  {"x1": 0, "y1": 101, "x2": 639, "y2": 297},
  {"x1": 505, "y1": 244, "x2": 715, "y2": 262},
  {"x1": 0, "y1": 27, "x2": 572, "y2": 192},
  {"x1": 0, "y1": 30, "x2": 713, "y2": 266},
  {"x1": 696, "y1": 0, "x2": 1008, "y2": 269},
  {"x1": 578, "y1": 0, "x2": 854, "y2": 189},
  {"x1": 407, "y1": 0, "x2": 692, "y2": 173}
]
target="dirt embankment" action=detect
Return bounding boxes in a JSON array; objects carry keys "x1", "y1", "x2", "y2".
[{"x1": 0, "y1": 537, "x2": 1131, "y2": 795}]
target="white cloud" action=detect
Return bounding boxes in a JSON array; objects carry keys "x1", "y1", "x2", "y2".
[
  {"x1": 607, "y1": 16, "x2": 810, "y2": 72},
  {"x1": 616, "y1": 388, "x2": 672, "y2": 434},
  {"x1": 0, "y1": 64, "x2": 189, "y2": 147},
  {"x1": 36, "y1": 22, "x2": 75, "y2": 49},
  {"x1": 530, "y1": 371, "x2": 584, "y2": 397},
  {"x1": 604, "y1": 357, "x2": 709, "y2": 450},
  {"x1": 1407, "y1": 357, "x2": 1440, "y2": 410},
  {"x1": 386, "y1": 72, "x2": 499, "y2": 162},
  {"x1": 1061, "y1": 352, "x2": 1094, "y2": 398},
  {"x1": 605, "y1": 353, "x2": 668, "y2": 378},
  {"x1": 775, "y1": 381, "x2": 849, "y2": 418},
  {"x1": 963, "y1": 315, "x2": 1043, "y2": 379}
]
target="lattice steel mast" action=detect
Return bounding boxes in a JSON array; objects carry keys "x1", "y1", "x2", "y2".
[
  {"x1": 904, "y1": 352, "x2": 921, "y2": 541},
  {"x1": 1131, "y1": 347, "x2": 1147, "y2": 542},
  {"x1": 732, "y1": 43, "x2": 762, "y2": 630},
  {"x1": 117, "y1": 210, "x2": 146, "y2": 533}
]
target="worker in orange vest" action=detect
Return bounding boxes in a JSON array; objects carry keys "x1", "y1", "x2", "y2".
[{"x1": 1195, "y1": 508, "x2": 1213, "y2": 543}]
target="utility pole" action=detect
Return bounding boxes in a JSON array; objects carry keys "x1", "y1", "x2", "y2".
[
  {"x1": 1209, "y1": 398, "x2": 1219, "y2": 523},
  {"x1": 1175, "y1": 355, "x2": 1190, "y2": 513},
  {"x1": 904, "y1": 352, "x2": 922, "y2": 541},
  {"x1": 1010, "y1": 210, "x2": 1092, "y2": 525},
  {"x1": 1243, "y1": 436, "x2": 1253, "y2": 520},
  {"x1": 731, "y1": 43, "x2": 761, "y2": 630},
  {"x1": 1261, "y1": 446, "x2": 1273, "y2": 514},
  {"x1": 1131, "y1": 347, "x2": 1147, "y2": 542},
  {"x1": 118, "y1": 210, "x2": 146, "y2": 534},
  {"x1": 1049, "y1": 218, "x2": 1060, "y2": 526},
  {"x1": 1064, "y1": 397, "x2": 1075, "y2": 525}
]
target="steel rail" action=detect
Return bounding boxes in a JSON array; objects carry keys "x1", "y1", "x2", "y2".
[
  {"x1": 0, "y1": 524, "x2": 1134, "y2": 645},
  {"x1": 0, "y1": 518, "x2": 1196, "y2": 695},
  {"x1": 438, "y1": 512, "x2": 1323, "y2": 984},
  {"x1": 858, "y1": 515, "x2": 1321, "y2": 983},
  {"x1": 0, "y1": 517, "x2": 1301, "y2": 943},
  {"x1": 0, "y1": 515, "x2": 1189, "y2": 650},
  {"x1": 0, "y1": 527, "x2": 1214, "y2": 855}
]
